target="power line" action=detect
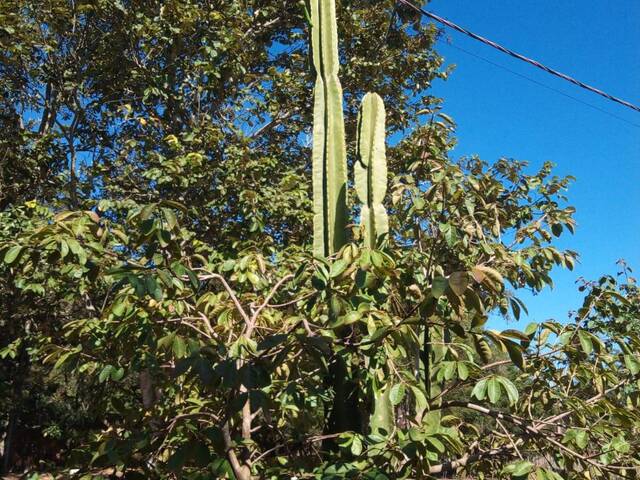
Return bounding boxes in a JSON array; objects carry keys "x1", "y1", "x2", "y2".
[
  {"x1": 397, "y1": 0, "x2": 640, "y2": 114},
  {"x1": 444, "y1": 41, "x2": 640, "y2": 129}
]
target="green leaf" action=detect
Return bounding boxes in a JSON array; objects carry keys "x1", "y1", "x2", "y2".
[
  {"x1": 330, "y1": 258, "x2": 348, "y2": 278},
  {"x1": 503, "y1": 460, "x2": 533, "y2": 477},
  {"x1": 350, "y1": 435, "x2": 363, "y2": 456},
  {"x1": 537, "y1": 468, "x2": 564, "y2": 480},
  {"x1": 185, "y1": 267, "x2": 199, "y2": 289},
  {"x1": 370, "y1": 386, "x2": 394, "y2": 436},
  {"x1": 246, "y1": 271, "x2": 261, "y2": 287},
  {"x1": 140, "y1": 203, "x2": 156, "y2": 221},
  {"x1": 157, "y1": 269, "x2": 174, "y2": 289},
  {"x1": 443, "y1": 361, "x2": 456, "y2": 380},
  {"x1": 471, "y1": 315, "x2": 488, "y2": 329},
  {"x1": 578, "y1": 330, "x2": 593, "y2": 354},
  {"x1": 487, "y1": 377, "x2": 501, "y2": 404},
  {"x1": 497, "y1": 376, "x2": 519, "y2": 405},
  {"x1": 465, "y1": 289, "x2": 484, "y2": 314},
  {"x1": 99, "y1": 365, "x2": 113, "y2": 383},
  {"x1": 501, "y1": 328, "x2": 531, "y2": 343},
  {"x1": 524, "y1": 322, "x2": 538, "y2": 336},
  {"x1": 431, "y1": 276, "x2": 448, "y2": 299},
  {"x1": 575, "y1": 430, "x2": 588, "y2": 449},
  {"x1": 311, "y1": 273, "x2": 326, "y2": 290},
  {"x1": 173, "y1": 335, "x2": 187, "y2": 358},
  {"x1": 111, "y1": 298, "x2": 128, "y2": 317},
  {"x1": 624, "y1": 355, "x2": 640, "y2": 375},
  {"x1": 503, "y1": 339, "x2": 526, "y2": 370},
  {"x1": 439, "y1": 222, "x2": 457, "y2": 246},
  {"x1": 3, "y1": 245, "x2": 24, "y2": 265},
  {"x1": 389, "y1": 384, "x2": 405, "y2": 406},
  {"x1": 110, "y1": 367, "x2": 125, "y2": 381},
  {"x1": 612, "y1": 435, "x2": 630, "y2": 453},
  {"x1": 59, "y1": 240, "x2": 69, "y2": 259},
  {"x1": 111, "y1": 228, "x2": 129, "y2": 244},
  {"x1": 558, "y1": 331, "x2": 572, "y2": 345},
  {"x1": 509, "y1": 298, "x2": 521, "y2": 320},
  {"x1": 551, "y1": 223, "x2": 563, "y2": 237},
  {"x1": 426, "y1": 436, "x2": 445, "y2": 453},
  {"x1": 146, "y1": 276, "x2": 163, "y2": 301},
  {"x1": 472, "y1": 334, "x2": 492, "y2": 363},
  {"x1": 66, "y1": 238, "x2": 82, "y2": 255},
  {"x1": 163, "y1": 208, "x2": 178, "y2": 230},
  {"x1": 370, "y1": 250, "x2": 384, "y2": 269},
  {"x1": 167, "y1": 444, "x2": 188, "y2": 471},
  {"x1": 53, "y1": 351, "x2": 73, "y2": 370},
  {"x1": 332, "y1": 310, "x2": 361, "y2": 328},
  {"x1": 471, "y1": 378, "x2": 488, "y2": 401},
  {"x1": 457, "y1": 362, "x2": 469, "y2": 380},
  {"x1": 605, "y1": 290, "x2": 632, "y2": 306},
  {"x1": 411, "y1": 385, "x2": 428, "y2": 416}
]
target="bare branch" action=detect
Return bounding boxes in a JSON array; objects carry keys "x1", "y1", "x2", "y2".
[
  {"x1": 247, "y1": 274, "x2": 294, "y2": 336},
  {"x1": 199, "y1": 273, "x2": 251, "y2": 327}
]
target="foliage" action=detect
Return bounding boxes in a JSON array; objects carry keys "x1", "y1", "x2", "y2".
[{"x1": 1, "y1": 0, "x2": 639, "y2": 479}]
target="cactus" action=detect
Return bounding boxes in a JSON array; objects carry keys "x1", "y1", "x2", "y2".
[
  {"x1": 355, "y1": 92, "x2": 388, "y2": 249},
  {"x1": 310, "y1": 0, "x2": 348, "y2": 258},
  {"x1": 308, "y1": 0, "x2": 393, "y2": 441}
]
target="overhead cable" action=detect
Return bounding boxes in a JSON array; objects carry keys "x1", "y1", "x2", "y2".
[
  {"x1": 396, "y1": 0, "x2": 640, "y2": 114},
  {"x1": 445, "y1": 41, "x2": 640, "y2": 128}
]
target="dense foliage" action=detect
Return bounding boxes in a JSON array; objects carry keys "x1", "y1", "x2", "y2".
[{"x1": 1, "y1": 1, "x2": 638, "y2": 478}]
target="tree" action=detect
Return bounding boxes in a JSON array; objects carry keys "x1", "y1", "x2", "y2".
[{"x1": 1, "y1": 1, "x2": 638, "y2": 478}]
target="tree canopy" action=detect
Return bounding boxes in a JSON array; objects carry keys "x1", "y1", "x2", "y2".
[{"x1": 1, "y1": 1, "x2": 638, "y2": 479}]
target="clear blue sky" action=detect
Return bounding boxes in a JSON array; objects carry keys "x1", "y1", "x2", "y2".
[{"x1": 426, "y1": 0, "x2": 640, "y2": 327}]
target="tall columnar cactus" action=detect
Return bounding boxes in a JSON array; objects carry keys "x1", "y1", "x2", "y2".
[
  {"x1": 311, "y1": 0, "x2": 348, "y2": 258},
  {"x1": 355, "y1": 92, "x2": 388, "y2": 249},
  {"x1": 309, "y1": 0, "x2": 392, "y2": 439}
]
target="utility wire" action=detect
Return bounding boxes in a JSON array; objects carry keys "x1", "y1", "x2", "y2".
[
  {"x1": 444, "y1": 41, "x2": 640, "y2": 129},
  {"x1": 397, "y1": 0, "x2": 640, "y2": 114}
]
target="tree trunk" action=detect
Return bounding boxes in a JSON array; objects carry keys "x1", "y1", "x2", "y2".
[
  {"x1": 1, "y1": 410, "x2": 17, "y2": 474},
  {"x1": 139, "y1": 369, "x2": 156, "y2": 410}
]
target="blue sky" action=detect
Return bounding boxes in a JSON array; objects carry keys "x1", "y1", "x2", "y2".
[{"x1": 426, "y1": 0, "x2": 640, "y2": 327}]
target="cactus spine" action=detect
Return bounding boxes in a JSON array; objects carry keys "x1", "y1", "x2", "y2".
[
  {"x1": 311, "y1": 0, "x2": 348, "y2": 258},
  {"x1": 355, "y1": 93, "x2": 388, "y2": 249}
]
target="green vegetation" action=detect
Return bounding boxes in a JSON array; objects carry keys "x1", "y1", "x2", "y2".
[{"x1": 1, "y1": 0, "x2": 638, "y2": 478}]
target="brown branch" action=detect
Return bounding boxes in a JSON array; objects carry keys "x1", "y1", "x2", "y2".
[
  {"x1": 199, "y1": 273, "x2": 251, "y2": 327},
  {"x1": 198, "y1": 272, "x2": 294, "y2": 479},
  {"x1": 222, "y1": 423, "x2": 252, "y2": 480},
  {"x1": 248, "y1": 110, "x2": 293, "y2": 139},
  {"x1": 496, "y1": 419, "x2": 523, "y2": 460},
  {"x1": 267, "y1": 292, "x2": 313, "y2": 308},
  {"x1": 540, "y1": 378, "x2": 629, "y2": 427},
  {"x1": 247, "y1": 274, "x2": 293, "y2": 337},
  {"x1": 437, "y1": 401, "x2": 636, "y2": 473},
  {"x1": 427, "y1": 440, "x2": 520, "y2": 475}
]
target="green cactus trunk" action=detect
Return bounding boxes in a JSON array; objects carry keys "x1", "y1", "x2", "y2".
[
  {"x1": 311, "y1": 0, "x2": 348, "y2": 258},
  {"x1": 355, "y1": 92, "x2": 388, "y2": 249},
  {"x1": 310, "y1": 0, "x2": 362, "y2": 441}
]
